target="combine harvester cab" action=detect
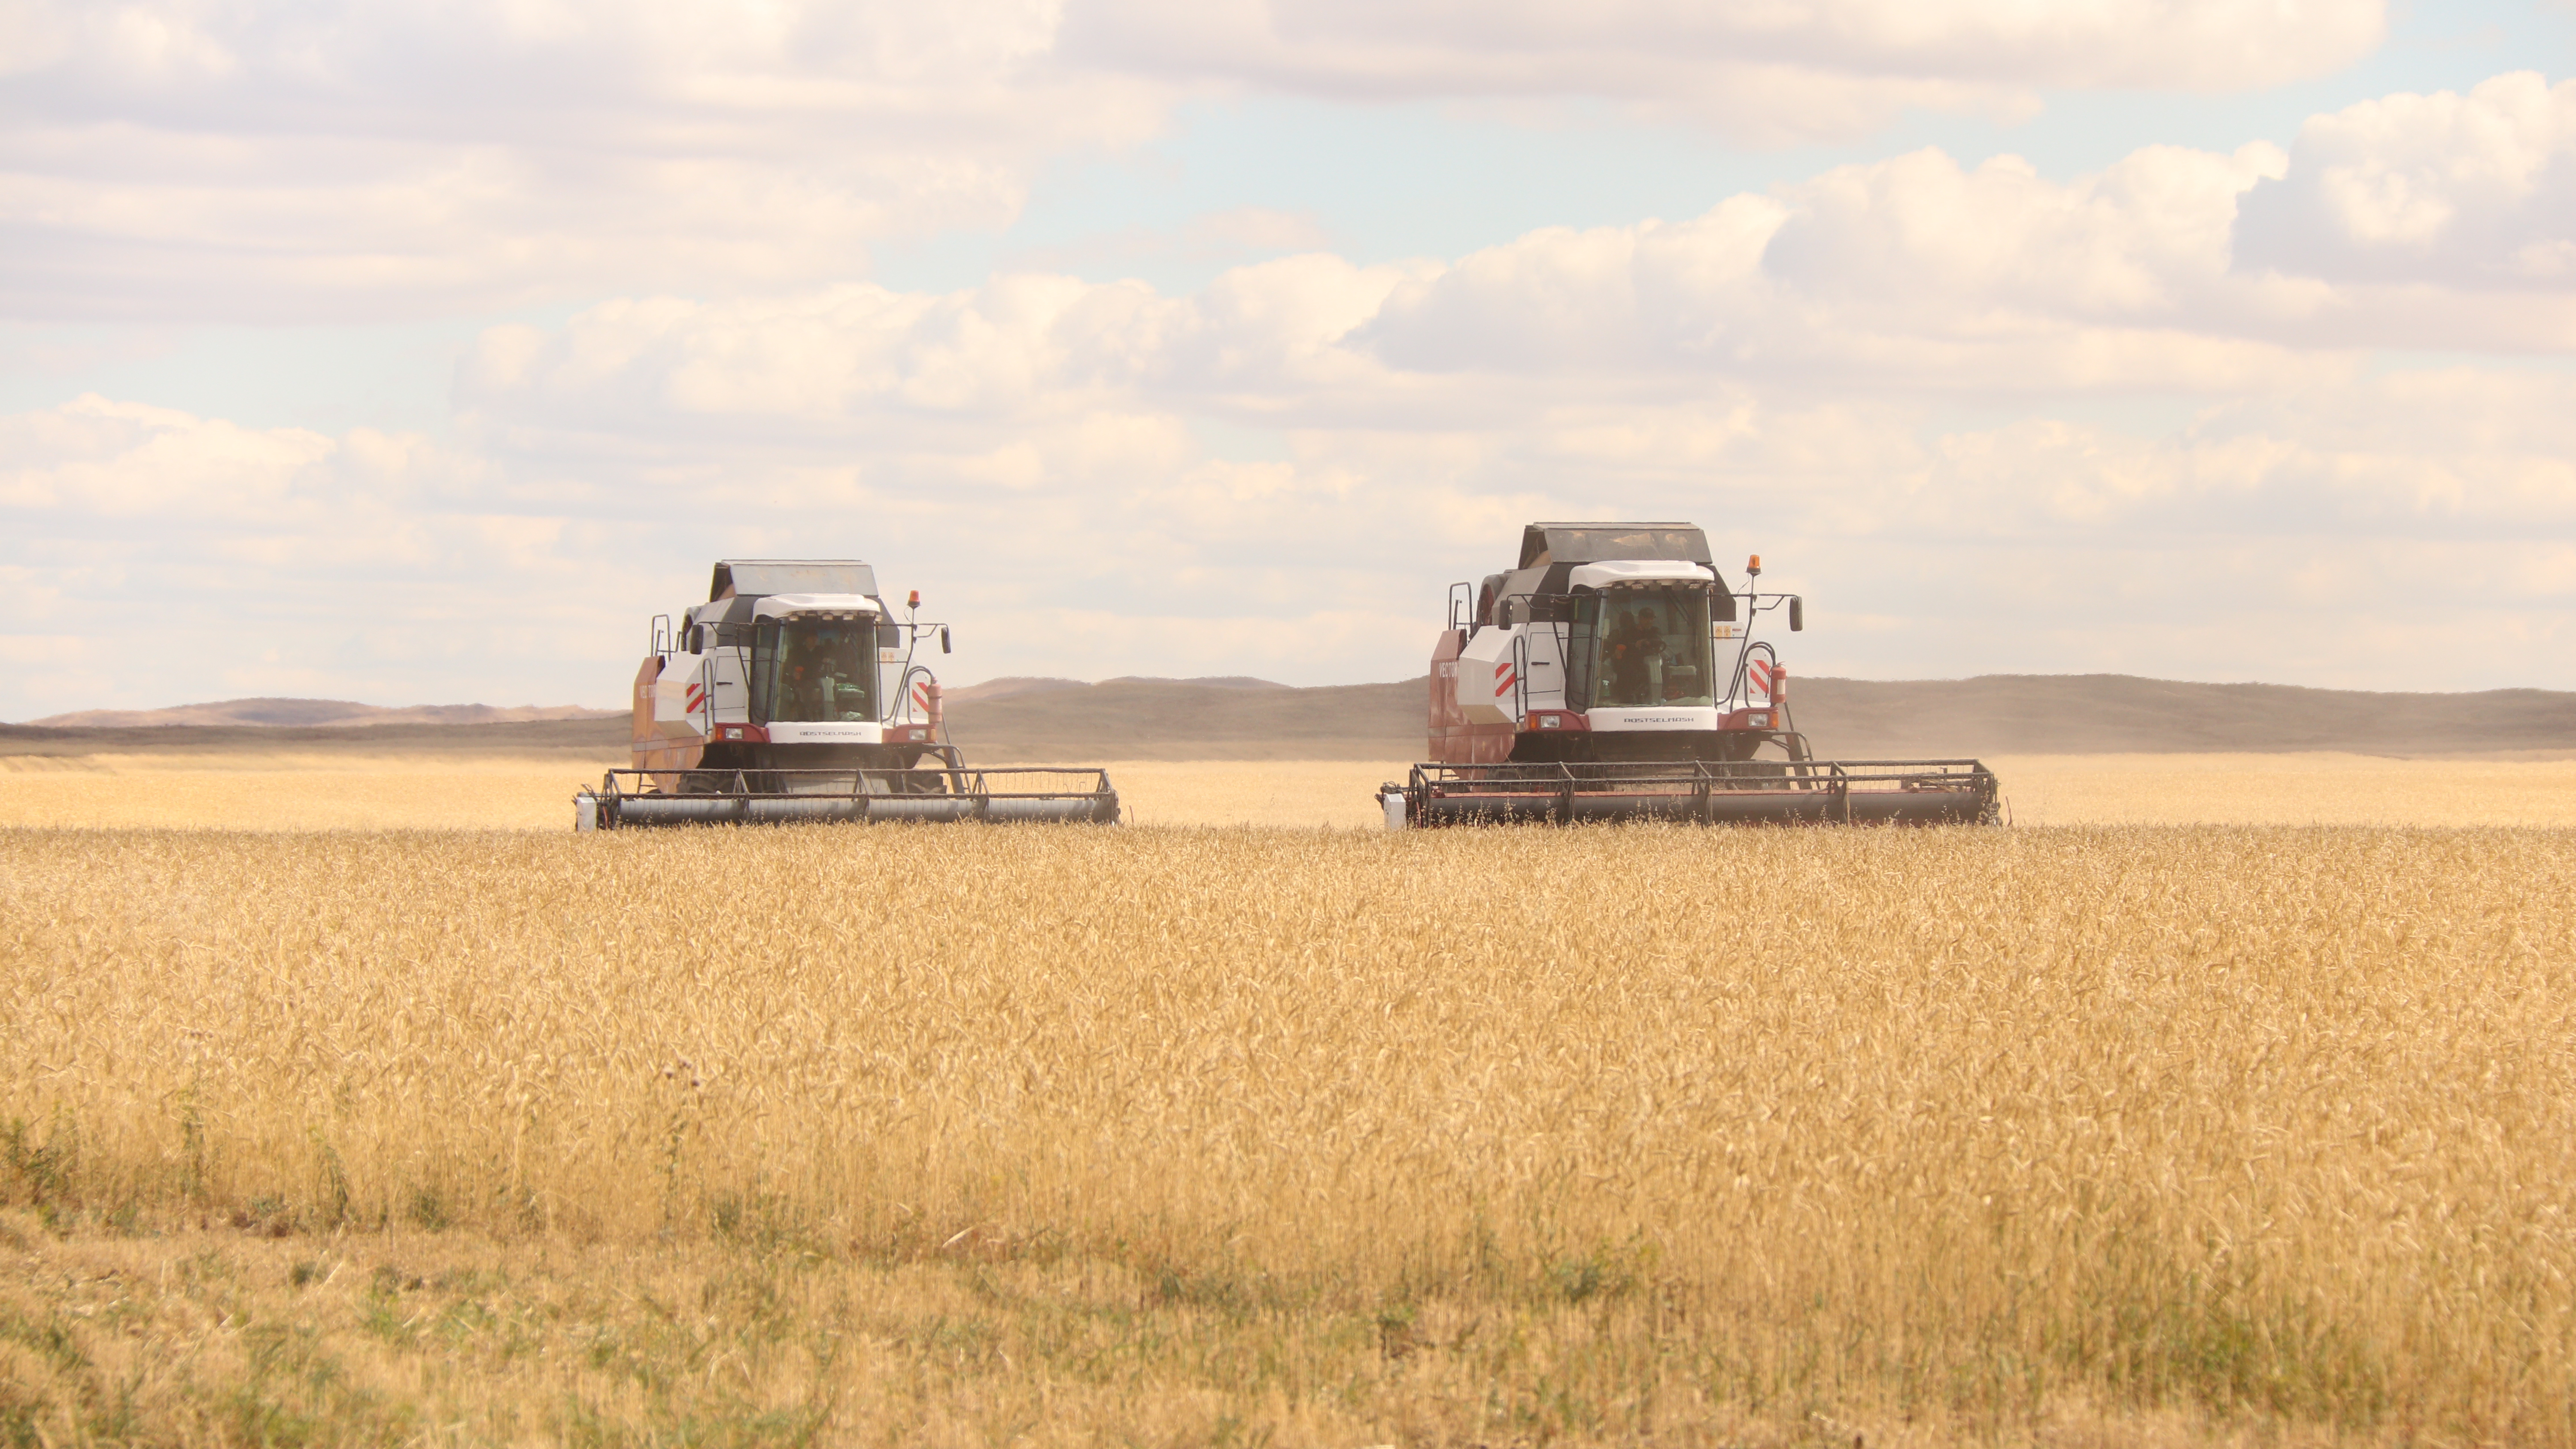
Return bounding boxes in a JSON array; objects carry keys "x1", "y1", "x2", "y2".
[
  {"x1": 577, "y1": 559, "x2": 1118, "y2": 828},
  {"x1": 1391, "y1": 522, "x2": 1997, "y2": 827}
]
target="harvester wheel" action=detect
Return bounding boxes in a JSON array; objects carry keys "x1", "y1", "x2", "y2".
[{"x1": 890, "y1": 751, "x2": 954, "y2": 795}]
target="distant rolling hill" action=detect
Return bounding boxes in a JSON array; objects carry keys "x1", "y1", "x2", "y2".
[
  {"x1": 940, "y1": 676, "x2": 1288, "y2": 704},
  {"x1": 27, "y1": 698, "x2": 621, "y2": 729},
  {"x1": 1, "y1": 697, "x2": 630, "y2": 759},
  {"x1": 1784, "y1": 675, "x2": 2576, "y2": 761},
  {"x1": 4, "y1": 677, "x2": 2568, "y2": 761},
  {"x1": 947, "y1": 678, "x2": 1406, "y2": 760},
  {"x1": 948, "y1": 675, "x2": 2576, "y2": 763},
  {"x1": 944, "y1": 674, "x2": 2576, "y2": 762}
]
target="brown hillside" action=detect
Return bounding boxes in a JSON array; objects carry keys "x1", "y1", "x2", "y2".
[
  {"x1": 0, "y1": 717, "x2": 632, "y2": 760},
  {"x1": 946, "y1": 674, "x2": 2576, "y2": 762},
  {"x1": 5, "y1": 675, "x2": 2568, "y2": 762},
  {"x1": 1791, "y1": 674, "x2": 2576, "y2": 759},
  {"x1": 28, "y1": 698, "x2": 621, "y2": 729},
  {"x1": 948, "y1": 679, "x2": 1413, "y2": 761}
]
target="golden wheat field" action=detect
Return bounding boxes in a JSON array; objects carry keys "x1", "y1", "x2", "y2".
[
  {"x1": 5, "y1": 769, "x2": 2576, "y2": 1447},
  {"x1": 0, "y1": 753, "x2": 1395, "y2": 831},
  {"x1": 8, "y1": 750, "x2": 2576, "y2": 831}
]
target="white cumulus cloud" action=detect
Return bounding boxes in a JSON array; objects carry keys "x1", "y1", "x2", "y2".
[
  {"x1": 0, "y1": 395, "x2": 626, "y2": 715},
  {"x1": 12, "y1": 63, "x2": 2576, "y2": 712},
  {"x1": 0, "y1": 0, "x2": 1163, "y2": 320},
  {"x1": 4, "y1": 0, "x2": 2394, "y2": 320},
  {"x1": 1069, "y1": 0, "x2": 2385, "y2": 139},
  {"x1": 451, "y1": 104, "x2": 2576, "y2": 427},
  {"x1": 2236, "y1": 72, "x2": 2576, "y2": 289}
]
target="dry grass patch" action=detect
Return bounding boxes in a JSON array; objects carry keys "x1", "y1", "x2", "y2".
[{"x1": 4, "y1": 822, "x2": 2573, "y2": 1444}]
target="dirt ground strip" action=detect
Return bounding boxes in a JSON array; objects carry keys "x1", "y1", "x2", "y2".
[{"x1": 1, "y1": 1214, "x2": 2336, "y2": 1449}]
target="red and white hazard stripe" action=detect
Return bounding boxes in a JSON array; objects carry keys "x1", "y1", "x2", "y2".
[{"x1": 1493, "y1": 659, "x2": 1519, "y2": 697}]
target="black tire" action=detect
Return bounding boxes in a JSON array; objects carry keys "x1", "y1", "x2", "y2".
[{"x1": 889, "y1": 750, "x2": 954, "y2": 796}]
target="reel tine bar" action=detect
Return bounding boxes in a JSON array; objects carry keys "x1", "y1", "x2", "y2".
[
  {"x1": 1399, "y1": 758, "x2": 1998, "y2": 827},
  {"x1": 577, "y1": 766, "x2": 1121, "y2": 828}
]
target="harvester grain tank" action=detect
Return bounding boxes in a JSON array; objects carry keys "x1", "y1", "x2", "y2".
[
  {"x1": 1390, "y1": 522, "x2": 1997, "y2": 826},
  {"x1": 576, "y1": 559, "x2": 1118, "y2": 827}
]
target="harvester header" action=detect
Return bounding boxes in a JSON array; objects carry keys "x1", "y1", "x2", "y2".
[{"x1": 1388, "y1": 522, "x2": 1997, "y2": 827}]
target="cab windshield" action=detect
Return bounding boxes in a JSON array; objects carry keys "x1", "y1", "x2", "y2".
[
  {"x1": 1584, "y1": 588, "x2": 1716, "y2": 708},
  {"x1": 756, "y1": 617, "x2": 877, "y2": 723}
]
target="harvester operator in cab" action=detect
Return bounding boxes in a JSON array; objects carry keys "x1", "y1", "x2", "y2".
[
  {"x1": 781, "y1": 622, "x2": 872, "y2": 722},
  {"x1": 1604, "y1": 605, "x2": 1667, "y2": 705}
]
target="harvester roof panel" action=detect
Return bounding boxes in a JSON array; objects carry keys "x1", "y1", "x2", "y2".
[
  {"x1": 712, "y1": 560, "x2": 880, "y2": 601},
  {"x1": 1569, "y1": 560, "x2": 1717, "y2": 589},
  {"x1": 753, "y1": 593, "x2": 883, "y2": 619},
  {"x1": 1520, "y1": 523, "x2": 1711, "y2": 569}
]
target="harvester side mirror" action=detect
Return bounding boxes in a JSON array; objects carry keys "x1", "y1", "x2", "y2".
[
  {"x1": 1789, "y1": 597, "x2": 1804, "y2": 632},
  {"x1": 939, "y1": 627, "x2": 952, "y2": 654}
]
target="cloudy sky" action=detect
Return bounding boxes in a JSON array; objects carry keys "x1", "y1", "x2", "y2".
[{"x1": 4, "y1": 0, "x2": 2572, "y2": 714}]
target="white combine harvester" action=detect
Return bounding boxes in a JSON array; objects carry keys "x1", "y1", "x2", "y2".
[
  {"x1": 1388, "y1": 522, "x2": 1998, "y2": 826},
  {"x1": 575, "y1": 559, "x2": 1118, "y2": 828}
]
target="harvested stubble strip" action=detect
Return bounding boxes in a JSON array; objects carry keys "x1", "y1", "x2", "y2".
[{"x1": 5, "y1": 823, "x2": 2574, "y2": 1438}]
